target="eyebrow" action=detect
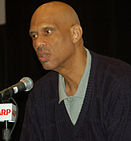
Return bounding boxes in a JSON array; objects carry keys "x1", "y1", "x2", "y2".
[
  {"x1": 41, "y1": 25, "x2": 56, "y2": 31},
  {"x1": 29, "y1": 31, "x2": 37, "y2": 36},
  {"x1": 29, "y1": 25, "x2": 56, "y2": 35}
]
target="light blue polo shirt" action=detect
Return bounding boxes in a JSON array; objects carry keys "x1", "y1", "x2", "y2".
[{"x1": 59, "y1": 48, "x2": 91, "y2": 125}]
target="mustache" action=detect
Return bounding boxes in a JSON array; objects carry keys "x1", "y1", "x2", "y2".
[{"x1": 36, "y1": 45, "x2": 50, "y2": 56}]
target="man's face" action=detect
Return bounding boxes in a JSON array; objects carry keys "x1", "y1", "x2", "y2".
[{"x1": 29, "y1": 8, "x2": 75, "y2": 71}]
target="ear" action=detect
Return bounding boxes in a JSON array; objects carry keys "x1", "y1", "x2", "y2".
[{"x1": 70, "y1": 24, "x2": 83, "y2": 43}]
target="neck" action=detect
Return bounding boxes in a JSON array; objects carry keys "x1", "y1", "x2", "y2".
[{"x1": 58, "y1": 47, "x2": 87, "y2": 96}]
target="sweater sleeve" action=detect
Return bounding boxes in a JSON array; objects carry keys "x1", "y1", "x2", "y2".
[{"x1": 105, "y1": 75, "x2": 131, "y2": 141}]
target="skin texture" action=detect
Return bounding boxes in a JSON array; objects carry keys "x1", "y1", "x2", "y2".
[{"x1": 30, "y1": 1, "x2": 87, "y2": 96}]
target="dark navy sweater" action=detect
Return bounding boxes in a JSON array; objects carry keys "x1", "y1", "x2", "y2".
[{"x1": 20, "y1": 51, "x2": 131, "y2": 141}]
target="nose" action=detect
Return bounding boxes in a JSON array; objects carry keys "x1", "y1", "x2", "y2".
[
  {"x1": 36, "y1": 44, "x2": 46, "y2": 56},
  {"x1": 33, "y1": 35, "x2": 46, "y2": 52}
]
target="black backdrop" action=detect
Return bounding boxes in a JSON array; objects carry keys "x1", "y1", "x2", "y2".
[{"x1": 0, "y1": 0, "x2": 131, "y2": 140}]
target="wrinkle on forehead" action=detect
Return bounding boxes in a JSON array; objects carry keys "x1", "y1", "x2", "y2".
[{"x1": 30, "y1": 1, "x2": 80, "y2": 28}]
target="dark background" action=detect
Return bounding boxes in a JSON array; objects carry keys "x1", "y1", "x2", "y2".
[{"x1": 0, "y1": 0, "x2": 131, "y2": 140}]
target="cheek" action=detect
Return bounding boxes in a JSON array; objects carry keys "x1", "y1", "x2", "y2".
[
  {"x1": 52, "y1": 33, "x2": 72, "y2": 50},
  {"x1": 42, "y1": 31, "x2": 73, "y2": 59},
  {"x1": 48, "y1": 37, "x2": 63, "y2": 55}
]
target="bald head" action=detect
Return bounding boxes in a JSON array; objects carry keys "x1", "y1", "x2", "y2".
[{"x1": 31, "y1": 1, "x2": 80, "y2": 28}]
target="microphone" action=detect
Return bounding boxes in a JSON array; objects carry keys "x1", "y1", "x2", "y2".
[{"x1": 0, "y1": 77, "x2": 34, "y2": 102}]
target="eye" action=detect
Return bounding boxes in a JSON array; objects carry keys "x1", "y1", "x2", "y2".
[
  {"x1": 43, "y1": 27, "x2": 54, "y2": 36},
  {"x1": 29, "y1": 32, "x2": 38, "y2": 40},
  {"x1": 44, "y1": 29, "x2": 52, "y2": 36},
  {"x1": 31, "y1": 34, "x2": 38, "y2": 40},
  {"x1": 45, "y1": 29, "x2": 52, "y2": 34}
]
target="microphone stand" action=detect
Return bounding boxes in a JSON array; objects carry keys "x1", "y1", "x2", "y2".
[
  {"x1": 2, "y1": 121, "x2": 11, "y2": 141},
  {"x1": 1, "y1": 97, "x2": 18, "y2": 141}
]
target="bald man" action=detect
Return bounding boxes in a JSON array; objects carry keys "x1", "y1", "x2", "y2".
[{"x1": 20, "y1": 1, "x2": 131, "y2": 141}]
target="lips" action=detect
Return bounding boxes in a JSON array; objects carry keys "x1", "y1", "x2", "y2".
[{"x1": 38, "y1": 53, "x2": 50, "y2": 62}]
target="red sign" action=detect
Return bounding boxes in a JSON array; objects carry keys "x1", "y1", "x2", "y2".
[{"x1": 0, "y1": 109, "x2": 11, "y2": 115}]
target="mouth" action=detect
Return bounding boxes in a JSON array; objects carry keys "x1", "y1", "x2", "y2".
[{"x1": 39, "y1": 54, "x2": 50, "y2": 63}]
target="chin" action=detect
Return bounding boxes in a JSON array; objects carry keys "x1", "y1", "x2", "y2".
[{"x1": 42, "y1": 62, "x2": 57, "y2": 71}]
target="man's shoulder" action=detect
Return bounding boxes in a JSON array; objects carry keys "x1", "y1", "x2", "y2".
[
  {"x1": 91, "y1": 51, "x2": 131, "y2": 76},
  {"x1": 90, "y1": 51, "x2": 131, "y2": 102},
  {"x1": 29, "y1": 71, "x2": 58, "y2": 99},
  {"x1": 35, "y1": 71, "x2": 58, "y2": 86}
]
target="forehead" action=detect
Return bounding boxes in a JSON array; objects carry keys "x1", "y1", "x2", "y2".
[
  {"x1": 30, "y1": 22, "x2": 55, "y2": 28},
  {"x1": 30, "y1": 4, "x2": 74, "y2": 31},
  {"x1": 31, "y1": 5, "x2": 64, "y2": 24},
  {"x1": 30, "y1": 12, "x2": 64, "y2": 32}
]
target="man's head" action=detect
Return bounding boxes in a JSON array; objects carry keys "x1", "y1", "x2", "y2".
[{"x1": 29, "y1": 1, "x2": 84, "y2": 72}]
